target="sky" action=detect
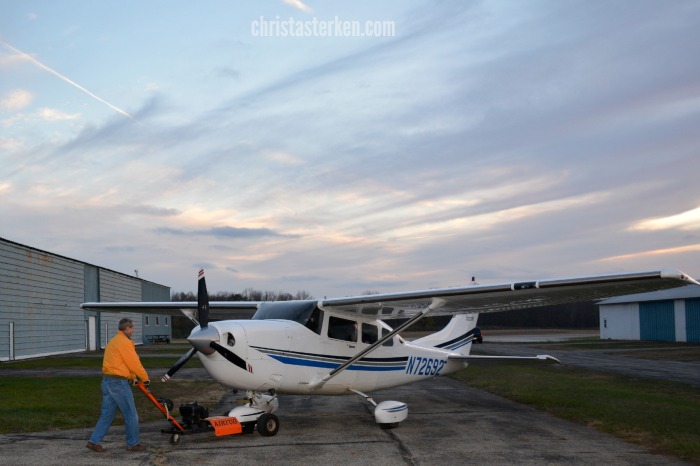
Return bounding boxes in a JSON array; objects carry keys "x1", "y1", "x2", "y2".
[{"x1": 1, "y1": 0, "x2": 700, "y2": 298}]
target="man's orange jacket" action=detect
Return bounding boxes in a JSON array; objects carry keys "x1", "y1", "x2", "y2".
[{"x1": 102, "y1": 331, "x2": 149, "y2": 382}]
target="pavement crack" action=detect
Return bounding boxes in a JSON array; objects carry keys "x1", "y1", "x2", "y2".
[{"x1": 383, "y1": 428, "x2": 417, "y2": 466}]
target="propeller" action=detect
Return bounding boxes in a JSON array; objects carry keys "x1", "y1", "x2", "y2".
[
  {"x1": 198, "y1": 269, "x2": 209, "y2": 328},
  {"x1": 161, "y1": 347, "x2": 197, "y2": 382},
  {"x1": 210, "y1": 341, "x2": 247, "y2": 371},
  {"x1": 161, "y1": 269, "x2": 248, "y2": 381}
]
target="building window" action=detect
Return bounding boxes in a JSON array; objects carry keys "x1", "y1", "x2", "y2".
[
  {"x1": 145, "y1": 316, "x2": 149, "y2": 326},
  {"x1": 165, "y1": 317, "x2": 169, "y2": 327},
  {"x1": 156, "y1": 316, "x2": 160, "y2": 326}
]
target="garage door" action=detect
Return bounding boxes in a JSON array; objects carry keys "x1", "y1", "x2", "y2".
[
  {"x1": 686, "y1": 299, "x2": 700, "y2": 343},
  {"x1": 639, "y1": 301, "x2": 675, "y2": 342}
]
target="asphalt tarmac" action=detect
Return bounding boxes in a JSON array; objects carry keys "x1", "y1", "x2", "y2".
[
  {"x1": 0, "y1": 375, "x2": 687, "y2": 465},
  {"x1": 474, "y1": 341, "x2": 700, "y2": 387}
]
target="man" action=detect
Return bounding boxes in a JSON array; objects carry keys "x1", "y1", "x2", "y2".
[{"x1": 87, "y1": 318, "x2": 150, "y2": 452}]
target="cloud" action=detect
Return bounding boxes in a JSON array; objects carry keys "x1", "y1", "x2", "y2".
[
  {"x1": 155, "y1": 225, "x2": 297, "y2": 239},
  {"x1": 264, "y1": 149, "x2": 305, "y2": 165},
  {"x1": 37, "y1": 108, "x2": 80, "y2": 121},
  {"x1": 600, "y1": 244, "x2": 700, "y2": 263},
  {"x1": 629, "y1": 205, "x2": 700, "y2": 231},
  {"x1": 120, "y1": 204, "x2": 181, "y2": 217},
  {"x1": 282, "y1": 0, "x2": 313, "y2": 13},
  {"x1": 0, "y1": 137, "x2": 24, "y2": 152},
  {"x1": 0, "y1": 89, "x2": 33, "y2": 112}
]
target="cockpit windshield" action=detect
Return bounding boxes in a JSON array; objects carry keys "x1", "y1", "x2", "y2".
[{"x1": 251, "y1": 300, "x2": 318, "y2": 325}]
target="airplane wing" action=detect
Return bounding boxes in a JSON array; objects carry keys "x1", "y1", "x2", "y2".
[
  {"x1": 317, "y1": 269, "x2": 698, "y2": 319},
  {"x1": 82, "y1": 269, "x2": 697, "y2": 321},
  {"x1": 80, "y1": 301, "x2": 260, "y2": 320}
]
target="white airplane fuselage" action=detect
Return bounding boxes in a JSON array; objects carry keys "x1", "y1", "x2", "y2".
[{"x1": 193, "y1": 319, "x2": 469, "y2": 395}]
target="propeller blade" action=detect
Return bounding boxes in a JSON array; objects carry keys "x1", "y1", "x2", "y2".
[
  {"x1": 161, "y1": 347, "x2": 197, "y2": 382},
  {"x1": 210, "y1": 341, "x2": 247, "y2": 371},
  {"x1": 198, "y1": 269, "x2": 210, "y2": 328}
]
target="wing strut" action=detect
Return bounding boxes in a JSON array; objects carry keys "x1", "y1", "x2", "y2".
[{"x1": 310, "y1": 298, "x2": 445, "y2": 390}]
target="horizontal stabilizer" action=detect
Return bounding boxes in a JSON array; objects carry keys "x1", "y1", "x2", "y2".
[{"x1": 448, "y1": 354, "x2": 560, "y2": 365}]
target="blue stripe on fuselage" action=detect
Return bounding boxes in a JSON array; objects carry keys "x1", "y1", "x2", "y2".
[{"x1": 268, "y1": 354, "x2": 406, "y2": 371}]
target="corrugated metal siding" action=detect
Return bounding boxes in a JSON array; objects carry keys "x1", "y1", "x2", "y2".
[
  {"x1": 0, "y1": 240, "x2": 85, "y2": 360},
  {"x1": 141, "y1": 281, "x2": 172, "y2": 343},
  {"x1": 686, "y1": 298, "x2": 700, "y2": 343},
  {"x1": 84, "y1": 265, "x2": 99, "y2": 301},
  {"x1": 639, "y1": 301, "x2": 676, "y2": 342},
  {"x1": 141, "y1": 281, "x2": 169, "y2": 301},
  {"x1": 98, "y1": 269, "x2": 143, "y2": 348}
]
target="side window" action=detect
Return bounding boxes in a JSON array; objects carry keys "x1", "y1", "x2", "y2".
[
  {"x1": 145, "y1": 316, "x2": 149, "y2": 326},
  {"x1": 362, "y1": 323, "x2": 378, "y2": 344},
  {"x1": 381, "y1": 327, "x2": 394, "y2": 346},
  {"x1": 328, "y1": 316, "x2": 357, "y2": 342}
]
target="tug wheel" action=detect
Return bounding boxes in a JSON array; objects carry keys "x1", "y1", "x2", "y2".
[
  {"x1": 169, "y1": 433, "x2": 181, "y2": 445},
  {"x1": 256, "y1": 413, "x2": 279, "y2": 437}
]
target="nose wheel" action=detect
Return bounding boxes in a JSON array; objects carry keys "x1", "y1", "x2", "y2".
[{"x1": 256, "y1": 413, "x2": 280, "y2": 437}]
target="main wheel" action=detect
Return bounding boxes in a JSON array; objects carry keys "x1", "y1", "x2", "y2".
[{"x1": 256, "y1": 413, "x2": 279, "y2": 437}]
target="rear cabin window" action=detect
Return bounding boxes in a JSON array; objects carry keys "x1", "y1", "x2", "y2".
[
  {"x1": 328, "y1": 316, "x2": 357, "y2": 342},
  {"x1": 362, "y1": 323, "x2": 378, "y2": 344}
]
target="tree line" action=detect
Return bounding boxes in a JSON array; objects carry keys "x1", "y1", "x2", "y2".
[
  {"x1": 172, "y1": 288, "x2": 313, "y2": 302},
  {"x1": 169, "y1": 288, "x2": 314, "y2": 338}
]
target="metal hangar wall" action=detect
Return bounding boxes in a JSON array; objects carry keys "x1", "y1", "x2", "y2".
[
  {"x1": 0, "y1": 236, "x2": 171, "y2": 361},
  {"x1": 599, "y1": 285, "x2": 700, "y2": 342}
]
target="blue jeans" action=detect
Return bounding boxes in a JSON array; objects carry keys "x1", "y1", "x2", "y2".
[{"x1": 89, "y1": 379, "x2": 140, "y2": 447}]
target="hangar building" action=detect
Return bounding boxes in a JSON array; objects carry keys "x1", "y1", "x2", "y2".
[
  {"x1": 0, "y1": 236, "x2": 172, "y2": 361},
  {"x1": 599, "y1": 285, "x2": 700, "y2": 342}
]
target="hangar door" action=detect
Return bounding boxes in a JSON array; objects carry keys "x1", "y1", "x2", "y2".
[
  {"x1": 639, "y1": 301, "x2": 675, "y2": 342},
  {"x1": 686, "y1": 299, "x2": 700, "y2": 343}
]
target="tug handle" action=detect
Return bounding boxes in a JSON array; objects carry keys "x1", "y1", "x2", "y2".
[{"x1": 136, "y1": 381, "x2": 185, "y2": 432}]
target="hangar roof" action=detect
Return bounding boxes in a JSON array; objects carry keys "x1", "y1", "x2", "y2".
[{"x1": 599, "y1": 284, "x2": 700, "y2": 305}]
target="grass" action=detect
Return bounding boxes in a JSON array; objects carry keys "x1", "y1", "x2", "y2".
[
  {"x1": 1, "y1": 355, "x2": 204, "y2": 369},
  {"x1": 0, "y1": 376, "x2": 227, "y2": 434},
  {"x1": 452, "y1": 364, "x2": 700, "y2": 463}
]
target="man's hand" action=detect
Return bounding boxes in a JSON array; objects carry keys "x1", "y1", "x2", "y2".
[{"x1": 143, "y1": 380, "x2": 150, "y2": 389}]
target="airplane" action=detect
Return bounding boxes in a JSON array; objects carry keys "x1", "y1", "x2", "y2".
[{"x1": 82, "y1": 268, "x2": 697, "y2": 435}]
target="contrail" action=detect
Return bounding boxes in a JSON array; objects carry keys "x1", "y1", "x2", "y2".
[{"x1": 1, "y1": 40, "x2": 136, "y2": 121}]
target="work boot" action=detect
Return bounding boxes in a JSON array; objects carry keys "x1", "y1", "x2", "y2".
[
  {"x1": 86, "y1": 442, "x2": 105, "y2": 452},
  {"x1": 126, "y1": 444, "x2": 146, "y2": 451}
]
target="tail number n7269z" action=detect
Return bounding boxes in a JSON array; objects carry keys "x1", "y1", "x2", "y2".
[{"x1": 405, "y1": 356, "x2": 446, "y2": 376}]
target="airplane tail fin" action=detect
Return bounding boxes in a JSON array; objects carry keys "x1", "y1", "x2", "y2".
[{"x1": 412, "y1": 314, "x2": 480, "y2": 357}]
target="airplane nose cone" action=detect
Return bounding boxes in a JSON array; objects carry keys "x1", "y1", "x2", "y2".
[{"x1": 188, "y1": 326, "x2": 220, "y2": 355}]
